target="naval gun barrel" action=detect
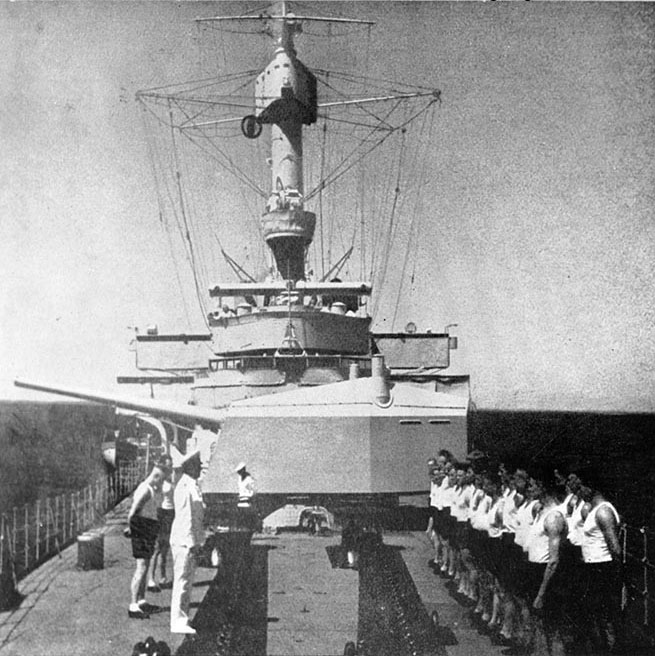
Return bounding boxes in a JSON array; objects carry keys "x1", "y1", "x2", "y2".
[{"x1": 14, "y1": 379, "x2": 224, "y2": 428}]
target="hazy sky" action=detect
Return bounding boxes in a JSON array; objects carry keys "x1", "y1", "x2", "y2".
[{"x1": 1, "y1": 1, "x2": 654, "y2": 413}]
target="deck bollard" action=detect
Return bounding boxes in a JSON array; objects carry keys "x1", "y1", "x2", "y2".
[{"x1": 77, "y1": 529, "x2": 104, "y2": 570}]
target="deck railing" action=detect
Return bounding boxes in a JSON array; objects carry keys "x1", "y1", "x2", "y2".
[
  {"x1": 621, "y1": 523, "x2": 655, "y2": 634},
  {"x1": 0, "y1": 460, "x2": 146, "y2": 585},
  {"x1": 1, "y1": 481, "x2": 654, "y2": 636}
]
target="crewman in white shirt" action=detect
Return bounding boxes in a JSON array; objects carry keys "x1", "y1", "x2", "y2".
[
  {"x1": 187, "y1": 423, "x2": 218, "y2": 484},
  {"x1": 235, "y1": 462, "x2": 258, "y2": 530}
]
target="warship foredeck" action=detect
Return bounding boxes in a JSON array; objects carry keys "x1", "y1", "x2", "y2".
[{"x1": 0, "y1": 510, "x2": 509, "y2": 656}]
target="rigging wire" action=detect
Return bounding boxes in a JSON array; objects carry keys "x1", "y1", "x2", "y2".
[
  {"x1": 168, "y1": 102, "x2": 211, "y2": 330},
  {"x1": 372, "y1": 123, "x2": 407, "y2": 319},
  {"x1": 316, "y1": 24, "x2": 334, "y2": 280},
  {"x1": 140, "y1": 100, "x2": 198, "y2": 291},
  {"x1": 318, "y1": 118, "x2": 328, "y2": 278},
  {"x1": 140, "y1": 95, "x2": 269, "y2": 287},
  {"x1": 410, "y1": 109, "x2": 439, "y2": 295},
  {"x1": 140, "y1": 32, "x2": 443, "y2": 321},
  {"x1": 357, "y1": 157, "x2": 366, "y2": 282},
  {"x1": 140, "y1": 104, "x2": 194, "y2": 330},
  {"x1": 315, "y1": 74, "x2": 397, "y2": 130},
  {"x1": 306, "y1": 96, "x2": 437, "y2": 201},
  {"x1": 179, "y1": 128, "x2": 268, "y2": 199},
  {"x1": 314, "y1": 68, "x2": 439, "y2": 94},
  {"x1": 138, "y1": 69, "x2": 260, "y2": 95},
  {"x1": 368, "y1": 108, "x2": 403, "y2": 283},
  {"x1": 178, "y1": 138, "x2": 212, "y2": 297},
  {"x1": 391, "y1": 106, "x2": 437, "y2": 329},
  {"x1": 359, "y1": 24, "x2": 373, "y2": 284},
  {"x1": 314, "y1": 27, "x2": 334, "y2": 280}
]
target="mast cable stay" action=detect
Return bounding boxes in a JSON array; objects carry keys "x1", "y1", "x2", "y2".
[
  {"x1": 166, "y1": 86, "x2": 266, "y2": 195},
  {"x1": 168, "y1": 102, "x2": 211, "y2": 329},
  {"x1": 141, "y1": 93, "x2": 268, "y2": 293},
  {"x1": 140, "y1": 105, "x2": 195, "y2": 331},
  {"x1": 214, "y1": 235, "x2": 258, "y2": 284},
  {"x1": 180, "y1": 130, "x2": 268, "y2": 199},
  {"x1": 320, "y1": 247, "x2": 354, "y2": 283},
  {"x1": 372, "y1": 123, "x2": 406, "y2": 319},
  {"x1": 305, "y1": 94, "x2": 437, "y2": 202},
  {"x1": 318, "y1": 116, "x2": 329, "y2": 279},
  {"x1": 141, "y1": 103, "x2": 196, "y2": 276},
  {"x1": 176, "y1": 139, "x2": 211, "y2": 293},
  {"x1": 391, "y1": 108, "x2": 435, "y2": 329},
  {"x1": 368, "y1": 100, "x2": 406, "y2": 282}
]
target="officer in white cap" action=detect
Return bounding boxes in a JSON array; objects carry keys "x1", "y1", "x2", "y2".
[
  {"x1": 187, "y1": 423, "x2": 218, "y2": 483},
  {"x1": 169, "y1": 448, "x2": 204, "y2": 634}
]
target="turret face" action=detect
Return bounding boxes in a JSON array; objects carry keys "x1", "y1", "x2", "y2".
[{"x1": 255, "y1": 20, "x2": 318, "y2": 281}]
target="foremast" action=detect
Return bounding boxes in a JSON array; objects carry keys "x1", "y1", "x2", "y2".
[
  {"x1": 256, "y1": 5, "x2": 315, "y2": 282},
  {"x1": 129, "y1": 5, "x2": 457, "y2": 383},
  {"x1": 200, "y1": 1, "x2": 371, "y2": 284}
]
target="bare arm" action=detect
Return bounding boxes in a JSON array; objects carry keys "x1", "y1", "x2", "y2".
[
  {"x1": 581, "y1": 502, "x2": 591, "y2": 521},
  {"x1": 597, "y1": 505, "x2": 622, "y2": 562},
  {"x1": 534, "y1": 511, "x2": 566, "y2": 610},
  {"x1": 127, "y1": 485, "x2": 151, "y2": 522}
]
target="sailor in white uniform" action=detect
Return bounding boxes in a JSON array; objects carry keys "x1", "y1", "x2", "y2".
[
  {"x1": 187, "y1": 423, "x2": 218, "y2": 483},
  {"x1": 235, "y1": 462, "x2": 257, "y2": 530},
  {"x1": 169, "y1": 449, "x2": 205, "y2": 634}
]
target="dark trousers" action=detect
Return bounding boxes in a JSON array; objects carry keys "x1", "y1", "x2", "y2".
[{"x1": 581, "y1": 561, "x2": 624, "y2": 653}]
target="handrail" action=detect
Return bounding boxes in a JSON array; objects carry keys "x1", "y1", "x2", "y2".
[
  {"x1": 620, "y1": 523, "x2": 655, "y2": 630},
  {"x1": 0, "y1": 460, "x2": 146, "y2": 584}
]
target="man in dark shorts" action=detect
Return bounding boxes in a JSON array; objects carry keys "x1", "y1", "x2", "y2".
[
  {"x1": 147, "y1": 455, "x2": 175, "y2": 591},
  {"x1": 126, "y1": 462, "x2": 165, "y2": 619}
]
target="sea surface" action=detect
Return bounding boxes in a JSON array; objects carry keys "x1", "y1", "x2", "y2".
[
  {"x1": 1, "y1": 401, "x2": 653, "y2": 527},
  {"x1": 0, "y1": 401, "x2": 114, "y2": 515},
  {"x1": 470, "y1": 409, "x2": 655, "y2": 527}
]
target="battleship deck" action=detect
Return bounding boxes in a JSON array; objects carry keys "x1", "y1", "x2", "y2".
[{"x1": 0, "y1": 510, "x2": 510, "y2": 656}]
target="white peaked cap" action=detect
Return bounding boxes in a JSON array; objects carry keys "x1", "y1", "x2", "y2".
[
  {"x1": 234, "y1": 462, "x2": 246, "y2": 473},
  {"x1": 171, "y1": 445, "x2": 201, "y2": 469}
]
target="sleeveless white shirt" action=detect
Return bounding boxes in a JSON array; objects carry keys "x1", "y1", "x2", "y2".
[
  {"x1": 470, "y1": 492, "x2": 490, "y2": 531},
  {"x1": 442, "y1": 482, "x2": 456, "y2": 511},
  {"x1": 486, "y1": 498, "x2": 504, "y2": 538},
  {"x1": 161, "y1": 479, "x2": 175, "y2": 511},
  {"x1": 561, "y1": 492, "x2": 574, "y2": 517},
  {"x1": 567, "y1": 499, "x2": 585, "y2": 547},
  {"x1": 581, "y1": 501, "x2": 620, "y2": 563},
  {"x1": 501, "y1": 489, "x2": 518, "y2": 533},
  {"x1": 515, "y1": 499, "x2": 538, "y2": 550},
  {"x1": 454, "y1": 485, "x2": 473, "y2": 522},
  {"x1": 527, "y1": 507, "x2": 564, "y2": 564},
  {"x1": 429, "y1": 480, "x2": 440, "y2": 508},
  {"x1": 435, "y1": 476, "x2": 449, "y2": 510}
]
